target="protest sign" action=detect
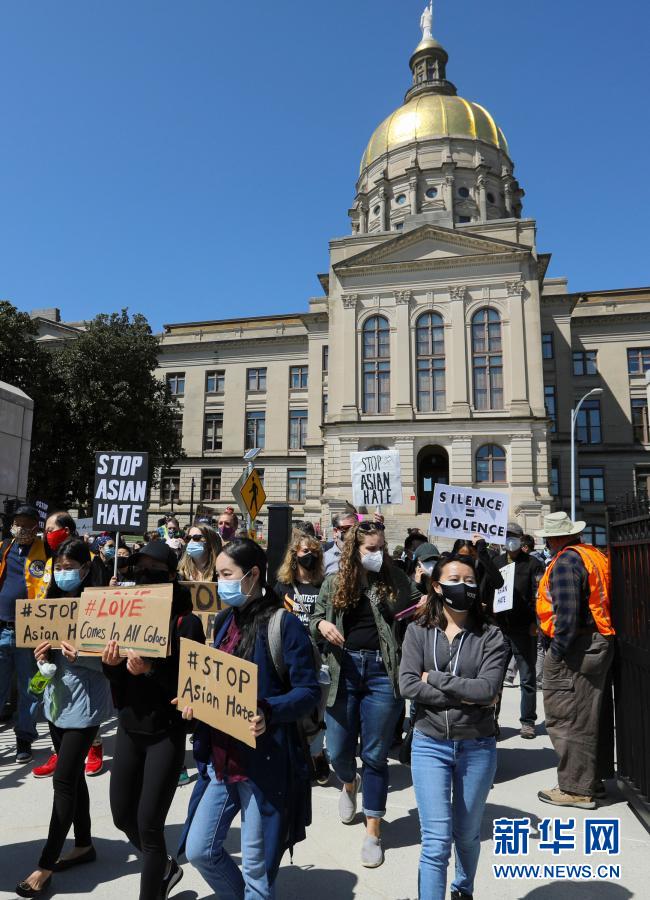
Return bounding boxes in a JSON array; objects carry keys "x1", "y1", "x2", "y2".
[
  {"x1": 76, "y1": 517, "x2": 94, "y2": 536},
  {"x1": 34, "y1": 500, "x2": 49, "y2": 531},
  {"x1": 177, "y1": 637, "x2": 258, "y2": 748},
  {"x1": 350, "y1": 450, "x2": 403, "y2": 507},
  {"x1": 196, "y1": 611, "x2": 217, "y2": 644},
  {"x1": 429, "y1": 484, "x2": 509, "y2": 541},
  {"x1": 92, "y1": 452, "x2": 149, "y2": 531},
  {"x1": 15, "y1": 598, "x2": 79, "y2": 648},
  {"x1": 76, "y1": 584, "x2": 172, "y2": 657},
  {"x1": 493, "y1": 562, "x2": 515, "y2": 613},
  {"x1": 180, "y1": 581, "x2": 224, "y2": 613}
]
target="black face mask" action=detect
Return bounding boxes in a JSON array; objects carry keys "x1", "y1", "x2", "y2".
[
  {"x1": 296, "y1": 552, "x2": 316, "y2": 572},
  {"x1": 134, "y1": 568, "x2": 171, "y2": 585},
  {"x1": 438, "y1": 581, "x2": 478, "y2": 612}
]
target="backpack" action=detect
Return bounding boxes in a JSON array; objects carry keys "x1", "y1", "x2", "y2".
[{"x1": 267, "y1": 608, "x2": 329, "y2": 745}]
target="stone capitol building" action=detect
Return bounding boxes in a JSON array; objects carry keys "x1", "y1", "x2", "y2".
[{"x1": 35, "y1": 10, "x2": 650, "y2": 543}]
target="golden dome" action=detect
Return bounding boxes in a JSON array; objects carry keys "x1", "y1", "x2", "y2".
[{"x1": 360, "y1": 93, "x2": 509, "y2": 174}]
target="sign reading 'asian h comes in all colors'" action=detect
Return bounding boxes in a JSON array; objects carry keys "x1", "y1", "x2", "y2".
[{"x1": 76, "y1": 585, "x2": 173, "y2": 657}]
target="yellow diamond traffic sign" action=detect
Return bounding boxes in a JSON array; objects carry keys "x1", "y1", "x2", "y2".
[{"x1": 239, "y1": 469, "x2": 266, "y2": 520}]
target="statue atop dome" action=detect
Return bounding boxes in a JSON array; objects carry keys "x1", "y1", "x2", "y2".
[{"x1": 420, "y1": 2, "x2": 433, "y2": 40}]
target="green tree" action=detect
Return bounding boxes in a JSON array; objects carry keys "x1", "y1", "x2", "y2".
[{"x1": 0, "y1": 302, "x2": 183, "y2": 512}]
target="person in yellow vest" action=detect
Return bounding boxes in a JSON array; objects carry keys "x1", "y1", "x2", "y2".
[
  {"x1": 535, "y1": 512, "x2": 615, "y2": 809},
  {"x1": 0, "y1": 505, "x2": 48, "y2": 763}
]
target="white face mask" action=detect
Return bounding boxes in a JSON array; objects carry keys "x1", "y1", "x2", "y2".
[{"x1": 361, "y1": 550, "x2": 384, "y2": 573}]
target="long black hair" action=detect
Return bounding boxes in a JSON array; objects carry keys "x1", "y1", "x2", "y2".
[
  {"x1": 48, "y1": 538, "x2": 92, "y2": 598},
  {"x1": 417, "y1": 554, "x2": 487, "y2": 631},
  {"x1": 220, "y1": 538, "x2": 282, "y2": 660}
]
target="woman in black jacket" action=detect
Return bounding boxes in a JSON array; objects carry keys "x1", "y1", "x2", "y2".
[{"x1": 101, "y1": 541, "x2": 204, "y2": 900}]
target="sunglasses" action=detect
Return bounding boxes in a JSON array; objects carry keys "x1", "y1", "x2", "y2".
[
  {"x1": 357, "y1": 521, "x2": 385, "y2": 532},
  {"x1": 189, "y1": 535, "x2": 207, "y2": 542}
]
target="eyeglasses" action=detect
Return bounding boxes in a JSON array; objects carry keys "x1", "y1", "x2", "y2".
[{"x1": 357, "y1": 521, "x2": 385, "y2": 532}]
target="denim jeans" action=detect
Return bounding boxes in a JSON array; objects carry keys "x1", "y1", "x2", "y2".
[
  {"x1": 325, "y1": 649, "x2": 403, "y2": 818},
  {"x1": 411, "y1": 729, "x2": 496, "y2": 900},
  {"x1": 0, "y1": 624, "x2": 38, "y2": 743},
  {"x1": 505, "y1": 630, "x2": 537, "y2": 725},
  {"x1": 185, "y1": 763, "x2": 279, "y2": 900}
]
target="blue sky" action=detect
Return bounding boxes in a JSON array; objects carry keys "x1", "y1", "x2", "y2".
[{"x1": 1, "y1": 1, "x2": 647, "y2": 331}]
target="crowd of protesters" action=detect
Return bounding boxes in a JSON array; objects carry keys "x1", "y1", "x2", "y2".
[{"x1": 0, "y1": 500, "x2": 615, "y2": 899}]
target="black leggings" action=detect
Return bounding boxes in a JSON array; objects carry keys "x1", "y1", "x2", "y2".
[
  {"x1": 110, "y1": 725, "x2": 186, "y2": 900},
  {"x1": 38, "y1": 722, "x2": 98, "y2": 870}
]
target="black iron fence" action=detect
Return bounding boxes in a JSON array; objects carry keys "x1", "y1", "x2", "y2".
[{"x1": 608, "y1": 496, "x2": 650, "y2": 831}]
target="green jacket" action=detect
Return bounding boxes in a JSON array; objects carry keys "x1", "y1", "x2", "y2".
[{"x1": 310, "y1": 567, "x2": 421, "y2": 706}]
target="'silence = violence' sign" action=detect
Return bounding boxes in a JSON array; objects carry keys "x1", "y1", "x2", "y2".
[
  {"x1": 177, "y1": 638, "x2": 258, "y2": 748},
  {"x1": 16, "y1": 598, "x2": 79, "y2": 648},
  {"x1": 76, "y1": 585, "x2": 173, "y2": 657}
]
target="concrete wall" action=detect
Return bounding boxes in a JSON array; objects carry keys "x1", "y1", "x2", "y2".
[{"x1": 0, "y1": 381, "x2": 33, "y2": 506}]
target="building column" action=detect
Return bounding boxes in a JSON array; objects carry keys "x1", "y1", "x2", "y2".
[
  {"x1": 409, "y1": 176, "x2": 418, "y2": 216},
  {"x1": 450, "y1": 436, "x2": 473, "y2": 485},
  {"x1": 393, "y1": 293, "x2": 414, "y2": 419},
  {"x1": 477, "y1": 176, "x2": 487, "y2": 222},
  {"x1": 506, "y1": 279, "x2": 532, "y2": 416},
  {"x1": 378, "y1": 186, "x2": 388, "y2": 232},
  {"x1": 449, "y1": 289, "x2": 471, "y2": 415},
  {"x1": 339, "y1": 296, "x2": 360, "y2": 421}
]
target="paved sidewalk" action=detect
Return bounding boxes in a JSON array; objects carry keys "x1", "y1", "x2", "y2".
[{"x1": 0, "y1": 688, "x2": 647, "y2": 899}]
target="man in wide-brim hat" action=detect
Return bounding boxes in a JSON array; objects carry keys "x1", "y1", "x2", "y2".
[{"x1": 534, "y1": 512, "x2": 616, "y2": 809}]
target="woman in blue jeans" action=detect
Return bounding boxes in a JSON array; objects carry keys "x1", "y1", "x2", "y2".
[
  {"x1": 399, "y1": 554, "x2": 507, "y2": 900},
  {"x1": 178, "y1": 539, "x2": 320, "y2": 899},
  {"x1": 311, "y1": 522, "x2": 421, "y2": 868}
]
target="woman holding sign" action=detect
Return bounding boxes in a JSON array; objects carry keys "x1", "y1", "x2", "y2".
[
  {"x1": 101, "y1": 541, "x2": 205, "y2": 900},
  {"x1": 399, "y1": 554, "x2": 507, "y2": 900},
  {"x1": 180, "y1": 538, "x2": 320, "y2": 899},
  {"x1": 15, "y1": 539, "x2": 113, "y2": 898},
  {"x1": 310, "y1": 521, "x2": 421, "y2": 868}
]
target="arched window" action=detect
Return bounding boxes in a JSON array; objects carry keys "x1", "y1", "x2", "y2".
[
  {"x1": 476, "y1": 444, "x2": 506, "y2": 483},
  {"x1": 362, "y1": 316, "x2": 390, "y2": 414},
  {"x1": 416, "y1": 312, "x2": 446, "y2": 412},
  {"x1": 472, "y1": 308, "x2": 503, "y2": 410}
]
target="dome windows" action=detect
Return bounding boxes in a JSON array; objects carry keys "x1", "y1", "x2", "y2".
[
  {"x1": 458, "y1": 187, "x2": 470, "y2": 198},
  {"x1": 458, "y1": 215, "x2": 471, "y2": 223},
  {"x1": 425, "y1": 187, "x2": 438, "y2": 199},
  {"x1": 373, "y1": 205, "x2": 381, "y2": 215},
  {"x1": 395, "y1": 193, "x2": 407, "y2": 205},
  {"x1": 487, "y1": 192, "x2": 496, "y2": 204}
]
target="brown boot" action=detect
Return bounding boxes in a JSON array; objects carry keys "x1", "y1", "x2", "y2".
[{"x1": 538, "y1": 787, "x2": 596, "y2": 809}]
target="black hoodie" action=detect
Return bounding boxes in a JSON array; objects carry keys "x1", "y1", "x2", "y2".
[{"x1": 102, "y1": 581, "x2": 205, "y2": 734}]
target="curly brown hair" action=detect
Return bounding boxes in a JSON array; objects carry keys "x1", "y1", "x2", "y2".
[
  {"x1": 276, "y1": 530, "x2": 324, "y2": 585},
  {"x1": 332, "y1": 522, "x2": 395, "y2": 611}
]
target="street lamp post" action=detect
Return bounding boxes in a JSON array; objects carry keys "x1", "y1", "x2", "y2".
[{"x1": 570, "y1": 387, "x2": 604, "y2": 521}]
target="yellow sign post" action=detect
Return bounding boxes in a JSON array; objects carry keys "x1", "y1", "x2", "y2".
[{"x1": 239, "y1": 469, "x2": 266, "y2": 521}]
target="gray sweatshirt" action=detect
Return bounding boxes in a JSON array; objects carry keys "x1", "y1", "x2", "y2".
[{"x1": 399, "y1": 620, "x2": 507, "y2": 740}]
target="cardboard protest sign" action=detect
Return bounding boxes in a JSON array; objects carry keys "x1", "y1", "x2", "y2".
[
  {"x1": 76, "y1": 584, "x2": 172, "y2": 657},
  {"x1": 34, "y1": 500, "x2": 49, "y2": 531},
  {"x1": 76, "y1": 517, "x2": 94, "y2": 536},
  {"x1": 429, "y1": 484, "x2": 508, "y2": 541},
  {"x1": 15, "y1": 598, "x2": 79, "y2": 648},
  {"x1": 196, "y1": 611, "x2": 217, "y2": 644},
  {"x1": 180, "y1": 581, "x2": 223, "y2": 613},
  {"x1": 493, "y1": 562, "x2": 515, "y2": 613},
  {"x1": 177, "y1": 637, "x2": 258, "y2": 748},
  {"x1": 350, "y1": 450, "x2": 403, "y2": 507},
  {"x1": 92, "y1": 452, "x2": 149, "y2": 531}
]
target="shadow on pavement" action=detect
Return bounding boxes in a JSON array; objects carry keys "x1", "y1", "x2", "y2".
[
  {"x1": 481, "y1": 802, "x2": 542, "y2": 840},
  {"x1": 495, "y1": 746, "x2": 558, "y2": 783},
  {"x1": 523, "y1": 883, "x2": 633, "y2": 899},
  {"x1": 275, "y1": 863, "x2": 358, "y2": 899}
]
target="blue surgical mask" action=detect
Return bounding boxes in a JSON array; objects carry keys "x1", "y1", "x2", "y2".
[
  {"x1": 186, "y1": 542, "x2": 206, "y2": 558},
  {"x1": 103, "y1": 546, "x2": 116, "y2": 560},
  {"x1": 218, "y1": 571, "x2": 253, "y2": 608},
  {"x1": 54, "y1": 568, "x2": 84, "y2": 592}
]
